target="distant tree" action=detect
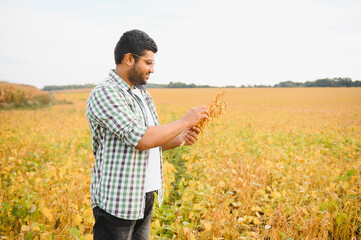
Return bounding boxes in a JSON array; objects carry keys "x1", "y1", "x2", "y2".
[
  {"x1": 305, "y1": 79, "x2": 330, "y2": 87},
  {"x1": 353, "y1": 80, "x2": 361, "y2": 87},
  {"x1": 145, "y1": 83, "x2": 167, "y2": 88},
  {"x1": 168, "y1": 82, "x2": 188, "y2": 88},
  {"x1": 197, "y1": 84, "x2": 212, "y2": 88},
  {"x1": 304, "y1": 78, "x2": 357, "y2": 87},
  {"x1": 274, "y1": 81, "x2": 304, "y2": 88},
  {"x1": 253, "y1": 84, "x2": 272, "y2": 88},
  {"x1": 167, "y1": 82, "x2": 214, "y2": 88},
  {"x1": 334, "y1": 77, "x2": 353, "y2": 87},
  {"x1": 43, "y1": 84, "x2": 96, "y2": 91}
]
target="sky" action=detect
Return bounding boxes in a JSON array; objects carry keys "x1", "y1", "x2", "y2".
[{"x1": 1, "y1": 0, "x2": 361, "y2": 89}]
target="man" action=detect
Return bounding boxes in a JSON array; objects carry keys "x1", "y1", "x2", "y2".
[{"x1": 86, "y1": 29, "x2": 209, "y2": 239}]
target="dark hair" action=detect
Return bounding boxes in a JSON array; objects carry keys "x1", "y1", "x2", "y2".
[{"x1": 114, "y1": 29, "x2": 158, "y2": 65}]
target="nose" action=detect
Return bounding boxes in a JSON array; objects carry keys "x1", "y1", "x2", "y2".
[{"x1": 149, "y1": 64, "x2": 154, "y2": 73}]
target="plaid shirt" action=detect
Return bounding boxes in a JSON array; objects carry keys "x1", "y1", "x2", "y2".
[{"x1": 86, "y1": 70, "x2": 163, "y2": 220}]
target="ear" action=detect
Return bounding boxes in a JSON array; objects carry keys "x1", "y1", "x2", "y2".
[{"x1": 123, "y1": 53, "x2": 135, "y2": 66}]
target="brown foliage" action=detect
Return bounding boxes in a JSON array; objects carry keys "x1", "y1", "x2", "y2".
[
  {"x1": 0, "y1": 81, "x2": 54, "y2": 108},
  {"x1": 194, "y1": 91, "x2": 227, "y2": 133}
]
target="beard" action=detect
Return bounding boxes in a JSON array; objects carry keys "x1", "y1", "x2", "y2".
[{"x1": 128, "y1": 64, "x2": 148, "y2": 86}]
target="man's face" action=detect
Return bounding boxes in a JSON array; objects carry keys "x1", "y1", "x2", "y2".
[{"x1": 128, "y1": 50, "x2": 155, "y2": 86}]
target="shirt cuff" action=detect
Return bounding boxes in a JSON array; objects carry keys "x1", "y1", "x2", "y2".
[{"x1": 117, "y1": 122, "x2": 147, "y2": 148}]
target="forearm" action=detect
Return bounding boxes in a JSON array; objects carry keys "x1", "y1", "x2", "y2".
[
  {"x1": 136, "y1": 119, "x2": 187, "y2": 151},
  {"x1": 136, "y1": 105, "x2": 209, "y2": 151},
  {"x1": 161, "y1": 135, "x2": 183, "y2": 151}
]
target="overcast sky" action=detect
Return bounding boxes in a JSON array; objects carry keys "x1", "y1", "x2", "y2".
[{"x1": 1, "y1": 0, "x2": 360, "y2": 88}]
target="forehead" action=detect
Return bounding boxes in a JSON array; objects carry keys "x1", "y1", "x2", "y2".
[{"x1": 142, "y1": 50, "x2": 155, "y2": 60}]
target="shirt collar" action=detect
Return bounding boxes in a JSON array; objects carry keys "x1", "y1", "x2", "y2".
[
  {"x1": 134, "y1": 84, "x2": 146, "y2": 92},
  {"x1": 109, "y1": 69, "x2": 131, "y2": 91}
]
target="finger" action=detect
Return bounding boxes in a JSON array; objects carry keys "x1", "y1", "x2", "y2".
[
  {"x1": 199, "y1": 105, "x2": 209, "y2": 111},
  {"x1": 197, "y1": 105, "x2": 209, "y2": 113},
  {"x1": 185, "y1": 138, "x2": 195, "y2": 145},
  {"x1": 187, "y1": 130, "x2": 199, "y2": 140},
  {"x1": 184, "y1": 134, "x2": 197, "y2": 144},
  {"x1": 202, "y1": 113, "x2": 209, "y2": 120},
  {"x1": 191, "y1": 127, "x2": 201, "y2": 134},
  {"x1": 201, "y1": 106, "x2": 210, "y2": 116},
  {"x1": 185, "y1": 135, "x2": 197, "y2": 144},
  {"x1": 182, "y1": 130, "x2": 190, "y2": 140}
]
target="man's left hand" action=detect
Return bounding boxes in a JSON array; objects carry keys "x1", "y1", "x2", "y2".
[{"x1": 181, "y1": 127, "x2": 200, "y2": 146}]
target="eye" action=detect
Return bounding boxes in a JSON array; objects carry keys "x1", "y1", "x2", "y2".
[{"x1": 146, "y1": 60, "x2": 154, "y2": 66}]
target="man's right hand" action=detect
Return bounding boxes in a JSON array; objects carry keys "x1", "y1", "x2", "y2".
[{"x1": 182, "y1": 105, "x2": 209, "y2": 128}]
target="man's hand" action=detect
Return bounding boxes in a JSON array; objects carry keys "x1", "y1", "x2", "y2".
[
  {"x1": 181, "y1": 127, "x2": 201, "y2": 146},
  {"x1": 136, "y1": 105, "x2": 208, "y2": 151},
  {"x1": 182, "y1": 105, "x2": 209, "y2": 128}
]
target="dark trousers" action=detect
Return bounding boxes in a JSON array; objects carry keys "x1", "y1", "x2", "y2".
[{"x1": 92, "y1": 191, "x2": 154, "y2": 240}]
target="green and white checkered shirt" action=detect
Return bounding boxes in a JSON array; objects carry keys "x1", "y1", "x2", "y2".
[{"x1": 86, "y1": 69, "x2": 163, "y2": 220}]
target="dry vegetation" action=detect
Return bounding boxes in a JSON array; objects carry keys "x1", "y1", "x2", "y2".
[
  {"x1": 194, "y1": 91, "x2": 227, "y2": 133},
  {"x1": 0, "y1": 82, "x2": 55, "y2": 109},
  {"x1": 0, "y1": 88, "x2": 360, "y2": 239}
]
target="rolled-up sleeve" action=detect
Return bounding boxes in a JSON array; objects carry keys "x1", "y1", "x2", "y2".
[{"x1": 86, "y1": 87, "x2": 147, "y2": 147}]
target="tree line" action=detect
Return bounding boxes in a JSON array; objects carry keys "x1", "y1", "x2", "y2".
[
  {"x1": 42, "y1": 82, "x2": 213, "y2": 90},
  {"x1": 243, "y1": 78, "x2": 361, "y2": 88},
  {"x1": 42, "y1": 78, "x2": 361, "y2": 90},
  {"x1": 146, "y1": 82, "x2": 213, "y2": 88},
  {"x1": 42, "y1": 84, "x2": 96, "y2": 91},
  {"x1": 272, "y1": 78, "x2": 361, "y2": 88}
]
